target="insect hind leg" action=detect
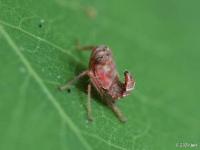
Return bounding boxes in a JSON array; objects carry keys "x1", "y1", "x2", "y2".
[{"x1": 108, "y1": 102, "x2": 127, "y2": 123}]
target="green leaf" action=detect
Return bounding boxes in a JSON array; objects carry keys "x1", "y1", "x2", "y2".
[{"x1": 0, "y1": 0, "x2": 200, "y2": 150}]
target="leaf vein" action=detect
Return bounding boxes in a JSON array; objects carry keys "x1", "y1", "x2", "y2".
[
  {"x1": 0, "y1": 25, "x2": 92, "y2": 150},
  {"x1": 82, "y1": 131, "x2": 127, "y2": 150},
  {"x1": 0, "y1": 20, "x2": 83, "y2": 65}
]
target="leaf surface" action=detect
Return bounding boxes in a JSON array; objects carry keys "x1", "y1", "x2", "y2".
[{"x1": 0, "y1": 0, "x2": 200, "y2": 150}]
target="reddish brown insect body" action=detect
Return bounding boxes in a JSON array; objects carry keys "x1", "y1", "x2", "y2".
[
  {"x1": 59, "y1": 45, "x2": 135, "y2": 122},
  {"x1": 88, "y1": 45, "x2": 135, "y2": 100}
]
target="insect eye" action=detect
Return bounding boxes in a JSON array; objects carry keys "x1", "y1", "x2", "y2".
[{"x1": 96, "y1": 56, "x2": 103, "y2": 62}]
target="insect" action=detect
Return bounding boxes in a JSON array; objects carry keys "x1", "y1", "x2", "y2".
[{"x1": 59, "y1": 45, "x2": 135, "y2": 122}]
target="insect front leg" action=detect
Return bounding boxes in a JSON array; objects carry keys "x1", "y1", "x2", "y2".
[
  {"x1": 58, "y1": 70, "x2": 89, "y2": 91},
  {"x1": 75, "y1": 40, "x2": 95, "y2": 51},
  {"x1": 78, "y1": 45, "x2": 95, "y2": 51},
  {"x1": 87, "y1": 83, "x2": 93, "y2": 121},
  {"x1": 108, "y1": 102, "x2": 127, "y2": 123},
  {"x1": 122, "y1": 71, "x2": 135, "y2": 97}
]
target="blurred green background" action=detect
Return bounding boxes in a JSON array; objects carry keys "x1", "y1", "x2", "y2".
[{"x1": 0, "y1": 0, "x2": 200, "y2": 150}]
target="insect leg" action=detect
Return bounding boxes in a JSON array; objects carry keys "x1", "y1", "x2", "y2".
[
  {"x1": 109, "y1": 103, "x2": 127, "y2": 123},
  {"x1": 87, "y1": 83, "x2": 93, "y2": 121},
  {"x1": 58, "y1": 70, "x2": 88, "y2": 91},
  {"x1": 76, "y1": 39, "x2": 95, "y2": 51},
  {"x1": 77, "y1": 45, "x2": 95, "y2": 51}
]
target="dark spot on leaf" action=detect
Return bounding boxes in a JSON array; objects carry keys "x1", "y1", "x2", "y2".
[
  {"x1": 38, "y1": 19, "x2": 45, "y2": 28},
  {"x1": 38, "y1": 23, "x2": 42, "y2": 28},
  {"x1": 67, "y1": 89, "x2": 71, "y2": 93}
]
